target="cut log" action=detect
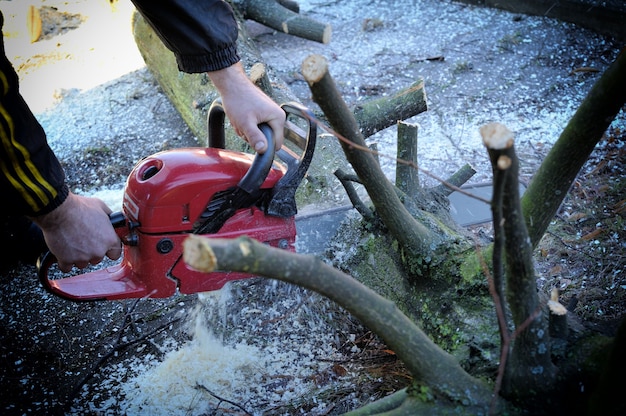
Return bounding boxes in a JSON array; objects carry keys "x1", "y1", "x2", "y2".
[
  {"x1": 354, "y1": 79, "x2": 427, "y2": 138},
  {"x1": 248, "y1": 62, "x2": 273, "y2": 94},
  {"x1": 27, "y1": 5, "x2": 42, "y2": 43},
  {"x1": 236, "y1": 0, "x2": 331, "y2": 44}
]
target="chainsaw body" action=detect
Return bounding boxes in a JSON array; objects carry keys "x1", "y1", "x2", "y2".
[{"x1": 38, "y1": 101, "x2": 316, "y2": 301}]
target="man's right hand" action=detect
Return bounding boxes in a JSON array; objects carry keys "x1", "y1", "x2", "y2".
[{"x1": 31, "y1": 193, "x2": 122, "y2": 272}]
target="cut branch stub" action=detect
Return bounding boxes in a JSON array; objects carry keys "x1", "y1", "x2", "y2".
[
  {"x1": 480, "y1": 122, "x2": 514, "y2": 150},
  {"x1": 396, "y1": 121, "x2": 420, "y2": 197},
  {"x1": 548, "y1": 288, "x2": 568, "y2": 339}
]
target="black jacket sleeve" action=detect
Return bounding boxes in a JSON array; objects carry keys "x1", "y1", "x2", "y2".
[
  {"x1": 0, "y1": 13, "x2": 69, "y2": 218},
  {"x1": 130, "y1": 0, "x2": 240, "y2": 73}
]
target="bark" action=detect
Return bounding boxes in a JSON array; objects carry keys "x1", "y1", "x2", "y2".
[
  {"x1": 182, "y1": 234, "x2": 494, "y2": 411},
  {"x1": 301, "y1": 54, "x2": 438, "y2": 264},
  {"x1": 521, "y1": 48, "x2": 626, "y2": 247},
  {"x1": 482, "y1": 123, "x2": 557, "y2": 400},
  {"x1": 235, "y1": 0, "x2": 331, "y2": 44}
]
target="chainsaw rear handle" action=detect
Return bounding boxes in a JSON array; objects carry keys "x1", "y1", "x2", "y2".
[
  {"x1": 207, "y1": 99, "x2": 276, "y2": 194},
  {"x1": 37, "y1": 211, "x2": 129, "y2": 300}
]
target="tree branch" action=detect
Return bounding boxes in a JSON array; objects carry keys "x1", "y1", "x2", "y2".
[
  {"x1": 182, "y1": 235, "x2": 493, "y2": 408},
  {"x1": 301, "y1": 54, "x2": 437, "y2": 263},
  {"x1": 354, "y1": 80, "x2": 427, "y2": 138}
]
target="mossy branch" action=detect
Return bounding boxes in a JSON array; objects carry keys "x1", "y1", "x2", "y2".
[
  {"x1": 521, "y1": 47, "x2": 626, "y2": 247},
  {"x1": 354, "y1": 80, "x2": 427, "y2": 138}
]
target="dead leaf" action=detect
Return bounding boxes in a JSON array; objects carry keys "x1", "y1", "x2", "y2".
[{"x1": 566, "y1": 212, "x2": 587, "y2": 222}]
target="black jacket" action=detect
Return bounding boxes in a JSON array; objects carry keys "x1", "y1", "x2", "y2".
[
  {"x1": 130, "y1": 0, "x2": 240, "y2": 73},
  {"x1": 0, "y1": 1, "x2": 239, "y2": 217}
]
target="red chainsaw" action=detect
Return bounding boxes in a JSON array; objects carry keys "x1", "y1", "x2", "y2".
[{"x1": 37, "y1": 100, "x2": 316, "y2": 301}]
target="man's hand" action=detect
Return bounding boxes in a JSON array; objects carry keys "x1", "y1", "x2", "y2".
[
  {"x1": 208, "y1": 62, "x2": 285, "y2": 153},
  {"x1": 31, "y1": 193, "x2": 122, "y2": 272}
]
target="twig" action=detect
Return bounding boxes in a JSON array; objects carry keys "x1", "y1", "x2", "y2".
[
  {"x1": 118, "y1": 299, "x2": 142, "y2": 343},
  {"x1": 334, "y1": 168, "x2": 375, "y2": 220},
  {"x1": 195, "y1": 383, "x2": 253, "y2": 415}
]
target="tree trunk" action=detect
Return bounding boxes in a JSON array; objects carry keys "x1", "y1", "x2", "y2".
[{"x1": 521, "y1": 48, "x2": 626, "y2": 247}]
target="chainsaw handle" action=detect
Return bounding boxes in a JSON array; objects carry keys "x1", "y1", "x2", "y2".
[
  {"x1": 37, "y1": 211, "x2": 129, "y2": 299},
  {"x1": 237, "y1": 123, "x2": 275, "y2": 194},
  {"x1": 207, "y1": 99, "x2": 276, "y2": 195},
  {"x1": 207, "y1": 99, "x2": 226, "y2": 149}
]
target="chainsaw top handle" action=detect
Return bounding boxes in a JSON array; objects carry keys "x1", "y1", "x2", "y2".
[
  {"x1": 207, "y1": 99, "x2": 276, "y2": 194},
  {"x1": 206, "y1": 98, "x2": 317, "y2": 219}
]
